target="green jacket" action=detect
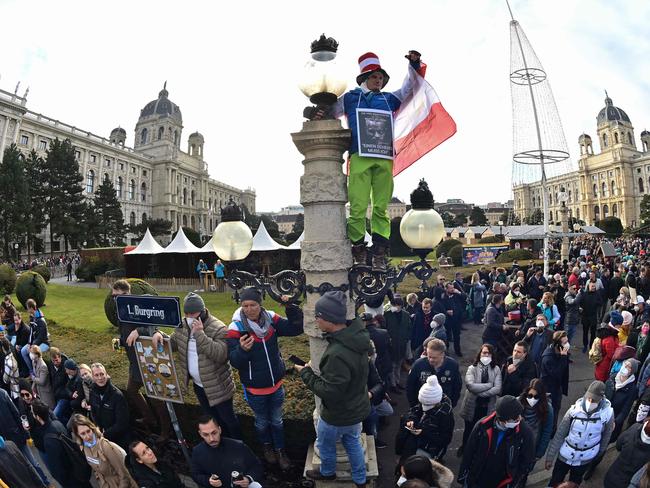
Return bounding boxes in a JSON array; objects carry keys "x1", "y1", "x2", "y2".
[{"x1": 301, "y1": 319, "x2": 371, "y2": 426}]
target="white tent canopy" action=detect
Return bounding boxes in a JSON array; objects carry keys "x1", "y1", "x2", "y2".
[
  {"x1": 124, "y1": 229, "x2": 164, "y2": 255},
  {"x1": 285, "y1": 231, "x2": 304, "y2": 250},
  {"x1": 199, "y1": 236, "x2": 216, "y2": 253},
  {"x1": 251, "y1": 221, "x2": 285, "y2": 251},
  {"x1": 161, "y1": 227, "x2": 201, "y2": 253}
]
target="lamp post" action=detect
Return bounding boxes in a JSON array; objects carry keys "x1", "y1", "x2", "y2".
[
  {"x1": 14, "y1": 243, "x2": 19, "y2": 261},
  {"x1": 498, "y1": 220, "x2": 504, "y2": 241},
  {"x1": 557, "y1": 187, "x2": 569, "y2": 262}
]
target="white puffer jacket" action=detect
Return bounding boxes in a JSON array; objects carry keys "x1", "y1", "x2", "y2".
[{"x1": 555, "y1": 397, "x2": 614, "y2": 466}]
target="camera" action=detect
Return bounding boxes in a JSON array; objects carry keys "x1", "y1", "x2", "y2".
[{"x1": 231, "y1": 471, "x2": 245, "y2": 484}]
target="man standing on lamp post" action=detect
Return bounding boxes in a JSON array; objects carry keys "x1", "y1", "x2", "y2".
[
  {"x1": 330, "y1": 51, "x2": 423, "y2": 271},
  {"x1": 295, "y1": 291, "x2": 371, "y2": 488}
]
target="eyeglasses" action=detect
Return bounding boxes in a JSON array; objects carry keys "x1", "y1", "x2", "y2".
[
  {"x1": 526, "y1": 394, "x2": 540, "y2": 399},
  {"x1": 314, "y1": 312, "x2": 323, "y2": 319},
  {"x1": 20, "y1": 392, "x2": 32, "y2": 398}
]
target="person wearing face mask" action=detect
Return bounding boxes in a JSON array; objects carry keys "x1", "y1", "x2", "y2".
[
  {"x1": 396, "y1": 454, "x2": 454, "y2": 488},
  {"x1": 519, "y1": 379, "x2": 554, "y2": 464},
  {"x1": 71, "y1": 414, "x2": 138, "y2": 488},
  {"x1": 540, "y1": 331, "x2": 571, "y2": 430},
  {"x1": 605, "y1": 358, "x2": 640, "y2": 443},
  {"x1": 426, "y1": 313, "x2": 448, "y2": 347},
  {"x1": 458, "y1": 344, "x2": 502, "y2": 457},
  {"x1": 457, "y1": 395, "x2": 534, "y2": 488},
  {"x1": 604, "y1": 420, "x2": 650, "y2": 488},
  {"x1": 524, "y1": 314, "x2": 553, "y2": 370},
  {"x1": 384, "y1": 294, "x2": 412, "y2": 392},
  {"x1": 154, "y1": 292, "x2": 241, "y2": 440},
  {"x1": 545, "y1": 381, "x2": 614, "y2": 487},
  {"x1": 594, "y1": 311, "x2": 624, "y2": 382},
  {"x1": 501, "y1": 341, "x2": 538, "y2": 397}
]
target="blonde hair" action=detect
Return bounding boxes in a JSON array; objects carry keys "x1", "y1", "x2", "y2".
[
  {"x1": 70, "y1": 414, "x2": 102, "y2": 444},
  {"x1": 471, "y1": 272, "x2": 481, "y2": 284},
  {"x1": 30, "y1": 344, "x2": 42, "y2": 357},
  {"x1": 78, "y1": 363, "x2": 92, "y2": 374},
  {"x1": 542, "y1": 292, "x2": 555, "y2": 306}
]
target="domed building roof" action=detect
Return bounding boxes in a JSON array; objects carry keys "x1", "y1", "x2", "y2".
[
  {"x1": 641, "y1": 129, "x2": 650, "y2": 137},
  {"x1": 139, "y1": 84, "x2": 182, "y2": 123},
  {"x1": 111, "y1": 127, "x2": 126, "y2": 135},
  {"x1": 189, "y1": 131, "x2": 204, "y2": 140},
  {"x1": 597, "y1": 93, "x2": 630, "y2": 125},
  {"x1": 578, "y1": 133, "x2": 592, "y2": 142}
]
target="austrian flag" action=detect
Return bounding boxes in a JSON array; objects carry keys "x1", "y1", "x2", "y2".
[{"x1": 393, "y1": 63, "x2": 457, "y2": 176}]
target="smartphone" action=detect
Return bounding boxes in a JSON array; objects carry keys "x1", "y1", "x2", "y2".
[
  {"x1": 241, "y1": 332, "x2": 250, "y2": 340},
  {"x1": 289, "y1": 354, "x2": 306, "y2": 366}
]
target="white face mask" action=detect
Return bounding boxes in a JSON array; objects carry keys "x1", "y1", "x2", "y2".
[
  {"x1": 536, "y1": 320, "x2": 545, "y2": 329},
  {"x1": 562, "y1": 342, "x2": 570, "y2": 351},
  {"x1": 641, "y1": 425, "x2": 650, "y2": 445},
  {"x1": 527, "y1": 398, "x2": 539, "y2": 407},
  {"x1": 585, "y1": 400, "x2": 598, "y2": 412},
  {"x1": 390, "y1": 306, "x2": 399, "y2": 313},
  {"x1": 504, "y1": 420, "x2": 520, "y2": 429},
  {"x1": 620, "y1": 366, "x2": 630, "y2": 377},
  {"x1": 397, "y1": 476, "x2": 407, "y2": 487},
  {"x1": 480, "y1": 356, "x2": 492, "y2": 366},
  {"x1": 186, "y1": 317, "x2": 195, "y2": 326}
]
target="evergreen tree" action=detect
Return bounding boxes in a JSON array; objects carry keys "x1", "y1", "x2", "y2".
[
  {"x1": 440, "y1": 211, "x2": 455, "y2": 227},
  {"x1": 453, "y1": 213, "x2": 468, "y2": 227},
  {"x1": 24, "y1": 150, "x2": 47, "y2": 259},
  {"x1": 526, "y1": 208, "x2": 544, "y2": 225},
  {"x1": 129, "y1": 218, "x2": 173, "y2": 238},
  {"x1": 0, "y1": 145, "x2": 29, "y2": 259},
  {"x1": 285, "y1": 213, "x2": 304, "y2": 243},
  {"x1": 172, "y1": 226, "x2": 202, "y2": 247},
  {"x1": 42, "y1": 138, "x2": 86, "y2": 253},
  {"x1": 641, "y1": 195, "x2": 650, "y2": 226},
  {"x1": 90, "y1": 175, "x2": 125, "y2": 246},
  {"x1": 469, "y1": 206, "x2": 488, "y2": 226}
]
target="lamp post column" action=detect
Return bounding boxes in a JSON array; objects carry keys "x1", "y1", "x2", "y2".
[
  {"x1": 560, "y1": 204, "x2": 569, "y2": 262},
  {"x1": 291, "y1": 118, "x2": 352, "y2": 388}
]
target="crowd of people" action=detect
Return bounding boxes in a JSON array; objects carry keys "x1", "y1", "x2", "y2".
[{"x1": 8, "y1": 236, "x2": 650, "y2": 487}]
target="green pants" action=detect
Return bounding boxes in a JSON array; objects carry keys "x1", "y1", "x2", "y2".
[{"x1": 347, "y1": 153, "x2": 394, "y2": 244}]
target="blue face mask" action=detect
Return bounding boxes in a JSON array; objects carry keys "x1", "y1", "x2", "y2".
[{"x1": 83, "y1": 433, "x2": 97, "y2": 448}]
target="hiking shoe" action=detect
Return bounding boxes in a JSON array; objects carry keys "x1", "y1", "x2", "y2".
[
  {"x1": 305, "y1": 469, "x2": 336, "y2": 481},
  {"x1": 276, "y1": 449, "x2": 291, "y2": 471},
  {"x1": 352, "y1": 243, "x2": 367, "y2": 265},
  {"x1": 263, "y1": 444, "x2": 277, "y2": 464}
]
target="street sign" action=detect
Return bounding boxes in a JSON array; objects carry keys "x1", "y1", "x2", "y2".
[{"x1": 115, "y1": 295, "x2": 182, "y2": 328}]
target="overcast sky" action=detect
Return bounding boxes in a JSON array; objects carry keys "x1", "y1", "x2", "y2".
[{"x1": 1, "y1": 0, "x2": 648, "y2": 212}]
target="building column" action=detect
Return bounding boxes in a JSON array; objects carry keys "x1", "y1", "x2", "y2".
[{"x1": 0, "y1": 115, "x2": 11, "y2": 163}]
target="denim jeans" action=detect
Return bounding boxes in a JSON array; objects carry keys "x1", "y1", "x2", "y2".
[
  {"x1": 566, "y1": 321, "x2": 578, "y2": 344},
  {"x1": 54, "y1": 399, "x2": 71, "y2": 426},
  {"x1": 20, "y1": 443, "x2": 50, "y2": 486},
  {"x1": 21, "y1": 343, "x2": 49, "y2": 374},
  {"x1": 245, "y1": 386, "x2": 285, "y2": 449},
  {"x1": 316, "y1": 418, "x2": 366, "y2": 484},
  {"x1": 193, "y1": 383, "x2": 242, "y2": 440},
  {"x1": 363, "y1": 400, "x2": 394, "y2": 437}
]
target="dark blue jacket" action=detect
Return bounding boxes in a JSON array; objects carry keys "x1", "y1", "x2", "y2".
[
  {"x1": 0, "y1": 388, "x2": 27, "y2": 447},
  {"x1": 406, "y1": 356, "x2": 461, "y2": 407},
  {"x1": 227, "y1": 305, "x2": 303, "y2": 392},
  {"x1": 191, "y1": 438, "x2": 264, "y2": 488},
  {"x1": 411, "y1": 309, "x2": 433, "y2": 351},
  {"x1": 482, "y1": 304, "x2": 505, "y2": 344},
  {"x1": 367, "y1": 324, "x2": 391, "y2": 380},
  {"x1": 540, "y1": 346, "x2": 569, "y2": 396}
]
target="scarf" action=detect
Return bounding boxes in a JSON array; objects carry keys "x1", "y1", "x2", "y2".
[
  {"x1": 239, "y1": 308, "x2": 272, "y2": 339},
  {"x1": 615, "y1": 374, "x2": 636, "y2": 390}
]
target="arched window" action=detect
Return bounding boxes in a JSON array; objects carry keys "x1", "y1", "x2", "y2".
[
  {"x1": 116, "y1": 176, "x2": 123, "y2": 198},
  {"x1": 640, "y1": 177, "x2": 645, "y2": 193},
  {"x1": 182, "y1": 215, "x2": 187, "y2": 227},
  {"x1": 191, "y1": 190, "x2": 195, "y2": 206},
  {"x1": 614, "y1": 132, "x2": 619, "y2": 144},
  {"x1": 141, "y1": 128, "x2": 148, "y2": 144},
  {"x1": 603, "y1": 133, "x2": 608, "y2": 147},
  {"x1": 603, "y1": 204, "x2": 609, "y2": 217},
  {"x1": 594, "y1": 205, "x2": 600, "y2": 220},
  {"x1": 129, "y1": 212, "x2": 136, "y2": 226},
  {"x1": 602, "y1": 182, "x2": 607, "y2": 197},
  {"x1": 142, "y1": 213, "x2": 147, "y2": 223},
  {"x1": 576, "y1": 207, "x2": 580, "y2": 219},
  {"x1": 209, "y1": 198, "x2": 212, "y2": 210},
  {"x1": 191, "y1": 216, "x2": 196, "y2": 229},
  {"x1": 628, "y1": 132, "x2": 633, "y2": 144},
  {"x1": 141, "y1": 182, "x2": 146, "y2": 202},
  {"x1": 613, "y1": 203, "x2": 618, "y2": 217},
  {"x1": 183, "y1": 188, "x2": 187, "y2": 205},
  {"x1": 158, "y1": 126, "x2": 164, "y2": 140},
  {"x1": 86, "y1": 170, "x2": 95, "y2": 193},
  {"x1": 174, "y1": 130, "x2": 178, "y2": 145},
  {"x1": 128, "y1": 179, "x2": 135, "y2": 200},
  {"x1": 593, "y1": 183, "x2": 598, "y2": 197},
  {"x1": 611, "y1": 180, "x2": 616, "y2": 196},
  {"x1": 568, "y1": 190, "x2": 572, "y2": 202},
  {"x1": 209, "y1": 218, "x2": 213, "y2": 230},
  {"x1": 555, "y1": 211, "x2": 559, "y2": 222}
]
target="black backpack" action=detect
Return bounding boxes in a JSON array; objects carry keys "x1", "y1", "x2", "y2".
[{"x1": 45, "y1": 431, "x2": 92, "y2": 482}]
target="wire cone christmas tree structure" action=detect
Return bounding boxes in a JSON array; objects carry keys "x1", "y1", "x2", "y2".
[{"x1": 508, "y1": 0, "x2": 575, "y2": 274}]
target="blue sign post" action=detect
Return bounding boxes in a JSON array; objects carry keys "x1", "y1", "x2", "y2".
[{"x1": 115, "y1": 295, "x2": 182, "y2": 328}]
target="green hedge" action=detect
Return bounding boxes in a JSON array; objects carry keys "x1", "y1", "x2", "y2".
[
  {"x1": 104, "y1": 278, "x2": 158, "y2": 327},
  {"x1": 76, "y1": 256, "x2": 121, "y2": 282},
  {"x1": 16, "y1": 271, "x2": 47, "y2": 308},
  {"x1": 31, "y1": 265, "x2": 51, "y2": 283},
  {"x1": 478, "y1": 236, "x2": 504, "y2": 244},
  {"x1": 0, "y1": 264, "x2": 17, "y2": 295},
  {"x1": 435, "y1": 239, "x2": 462, "y2": 259},
  {"x1": 449, "y1": 244, "x2": 463, "y2": 266},
  {"x1": 496, "y1": 248, "x2": 534, "y2": 264}
]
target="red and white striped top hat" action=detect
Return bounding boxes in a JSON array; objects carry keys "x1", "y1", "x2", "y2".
[{"x1": 356, "y1": 52, "x2": 390, "y2": 87}]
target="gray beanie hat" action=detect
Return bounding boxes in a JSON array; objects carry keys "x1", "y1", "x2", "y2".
[
  {"x1": 586, "y1": 380, "x2": 606, "y2": 402},
  {"x1": 184, "y1": 292, "x2": 205, "y2": 314},
  {"x1": 239, "y1": 287, "x2": 262, "y2": 304},
  {"x1": 315, "y1": 291, "x2": 347, "y2": 324},
  {"x1": 432, "y1": 313, "x2": 446, "y2": 327}
]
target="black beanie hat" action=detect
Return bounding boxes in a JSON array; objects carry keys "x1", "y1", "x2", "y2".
[
  {"x1": 496, "y1": 395, "x2": 523, "y2": 420},
  {"x1": 315, "y1": 291, "x2": 347, "y2": 324},
  {"x1": 240, "y1": 287, "x2": 262, "y2": 304}
]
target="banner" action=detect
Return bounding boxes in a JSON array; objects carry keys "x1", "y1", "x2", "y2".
[{"x1": 462, "y1": 245, "x2": 510, "y2": 266}]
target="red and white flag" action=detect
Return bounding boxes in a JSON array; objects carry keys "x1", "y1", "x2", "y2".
[{"x1": 393, "y1": 63, "x2": 456, "y2": 176}]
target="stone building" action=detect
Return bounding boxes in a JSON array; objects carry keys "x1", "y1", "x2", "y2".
[
  {"x1": 0, "y1": 84, "x2": 255, "y2": 251},
  {"x1": 513, "y1": 93, "x2": 650, "y2": 228}
]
